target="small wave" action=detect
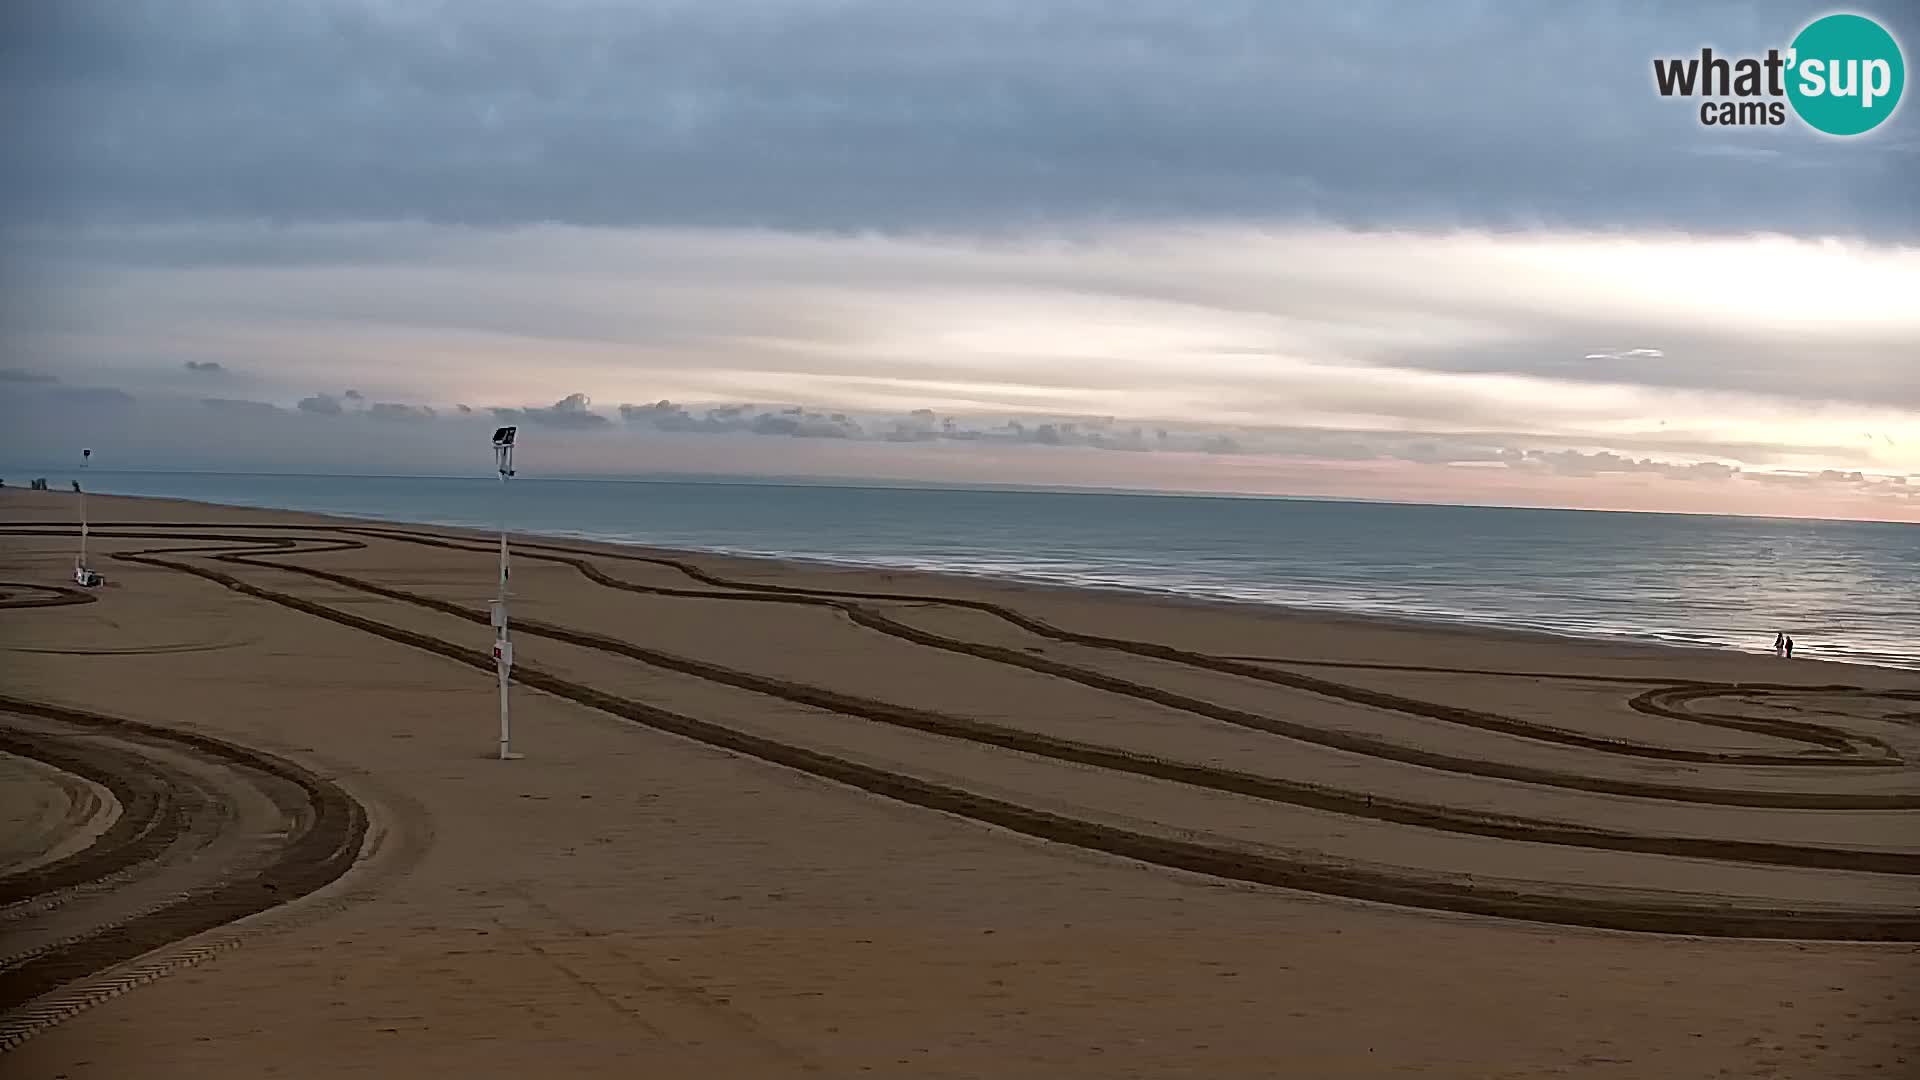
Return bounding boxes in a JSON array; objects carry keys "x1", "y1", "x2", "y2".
[
  {"x1": 92, "y1": 477, "x2": 1920, "y2": 672},
  {"x1": 566, "y1": 534, "x2": 1916, "y2": 670}
]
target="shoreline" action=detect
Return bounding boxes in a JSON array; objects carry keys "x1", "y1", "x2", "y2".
[{"x1": 19, "y1": 487, "x2": 1916, "y2": 675}]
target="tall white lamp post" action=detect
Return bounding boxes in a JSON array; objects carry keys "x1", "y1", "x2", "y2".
[
  {"x1": 491, "y1": 426, "x2": 520, "y2": 760},
  {"x1": 74, "y1": 448, "x2": 101, "y2": 588}
]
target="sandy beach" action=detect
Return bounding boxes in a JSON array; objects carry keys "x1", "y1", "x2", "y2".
[{"x1": 2, "y1": 488, "x2": 1916, "y2": 1078}]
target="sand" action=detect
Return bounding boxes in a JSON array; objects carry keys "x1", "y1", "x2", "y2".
[{"x1": 1, "y1": 488, "x2": 1915, "y2": 1078}]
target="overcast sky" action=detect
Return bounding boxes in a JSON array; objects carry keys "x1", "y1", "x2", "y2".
[{"x1": 2, "y1": 1, "x2": 1916, "y2": 520}]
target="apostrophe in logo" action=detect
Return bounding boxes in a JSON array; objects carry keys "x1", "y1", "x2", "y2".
[
  {"x1": 1787, "y1": 13, "x2": 1904, "y2": 135},
  {"x1": 1652, "y1": 11, "x2": 1905, "y2": 136}
]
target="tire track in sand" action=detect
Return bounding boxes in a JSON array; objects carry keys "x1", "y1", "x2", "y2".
[{"x1": 21, "y1": 525, "x2": 1906, "y2": 940}]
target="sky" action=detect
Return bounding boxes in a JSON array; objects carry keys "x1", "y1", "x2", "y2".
[{"x1": 1, "y1": 1, "x2": 1916, "y2": 521}]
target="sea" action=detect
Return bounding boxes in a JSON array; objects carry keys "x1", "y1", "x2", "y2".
[{"x1": 45, "y1": 470, "x2": 1920, "y2": 671}]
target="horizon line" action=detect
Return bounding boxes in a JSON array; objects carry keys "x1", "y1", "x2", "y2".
[{"x1": 9, "y1": 464, "x2": 1912, "y2": 528}]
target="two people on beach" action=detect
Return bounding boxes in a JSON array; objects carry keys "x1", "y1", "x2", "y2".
[{"x1": 1774, "y1": 631, "x2": 1795, "y2": 659}]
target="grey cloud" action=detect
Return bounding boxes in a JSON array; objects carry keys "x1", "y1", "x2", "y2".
[
  {"x1": 343, "y1": 389, "x2": 363, "y2": 401},
  {"x1": 49, "y1": 385, "x2": 134, "y2": 407},
  {"x1": 494, "y1": 392, "x2": 609, "y2": 429},
  {"x1": 1, "y1": 390, "x2": 499, "y2": 474},
  {"x1": 200, "y1": 396, "x2": 280, "y2": 415},
  {"x1": 3, "y1": 2, "x2": 1913, "y2": 237},
  {"x1": 183, "y1": 360, "x2": 226, "y2": 374},
  {"x1": 228, "y1": 391, "x2": 435, "y2": 421},
  {"x1": 0, "y1": 368, "x2": 59, "y2": 383},
  {"x1": 621, "y1": 400, "x2": 864, "y2": 439},
  {"x1": 367, "y1": 402, "x2": 435, "y2": 422},
  {"x1": 619, "y1": 400, "x2": 721, "y2": 432},
  {"x1": 618, "y1": 398, "x2": 1804, "y2": 471},
  {"x1": 881, "y1": 409, "x2": 940, "y2": 443},
  {"x1": 1498, "y1": 447, "x2": 1741, "y2": 480},
  {"x1": 1398, "y1": 440, "x2": 1504, "y2": 466},
  {"x1": 616, "y1": 399, "x2": 1419, "y2": 459},
  {"x1": 621, "y1": 400, "x2": 1165, "y2": 448},
  {"x1": 1679, "y1": 461, "x2": 1739, "y2": 481},
  {"x1": 751, "y1": 408, "x2": 862, "y2": 439},
  {"x1": 1491, "y1": 447, "x2": 1918, "y2": 497},
  {"x1": 1809, "y1": 469, "x2": 1918, "y2": 501},
  {"x1": 951, "y1": 418, "x2": 1182, "y2": 453},
  {"x1": 1745, "y1": 468, "x2": 1915, "y2": 500}
]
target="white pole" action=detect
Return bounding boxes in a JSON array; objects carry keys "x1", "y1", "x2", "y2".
[
  {"x1": 78, "y1": 448, "x2": 91, "y2": 574},
  {"x1": 491, "y1": 427, "x2": 518, "y2": 760},
  {"x1": 497, "y1": 470, "x2": 511, "y2": 760}
]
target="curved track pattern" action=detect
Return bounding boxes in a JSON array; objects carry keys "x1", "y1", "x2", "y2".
[
  {"x1": 4, "y1": 521, "x2": 1918, "y2": 945},
  {"x1": 0, "y1": 696, "x2": 367, "y2": 1047},
  {"x1": 0, "y1": 583, "x2": 96, "y2": 611}
]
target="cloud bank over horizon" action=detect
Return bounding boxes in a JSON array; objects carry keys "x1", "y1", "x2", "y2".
[{"x1": 5, "y1": 369, "x2": 1915, "y2": 521}]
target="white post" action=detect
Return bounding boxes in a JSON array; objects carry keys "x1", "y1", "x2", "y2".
[
  {"x1": 496, "y1": 474, "x2": 511, "y2": 760},
  {"x1": 496, "y1": 633, "x2": 511, "y2": 758},
  {"x1": 78, "y1": 448, "x2": 92, "y2": 582},
  {"x1": 491, "y1": 427, "x2": 519, "y2": 760}
]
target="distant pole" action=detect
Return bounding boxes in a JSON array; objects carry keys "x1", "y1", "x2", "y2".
[
  {"x1": 78, "y1": 448, "x2": 91, "y2": 579},
  {"x1": 491, "y1": 426, "x2": 519, "y2": 760}
]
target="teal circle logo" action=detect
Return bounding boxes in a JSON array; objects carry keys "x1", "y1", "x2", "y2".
[{"x1": 1787, "y1": 13, "x2": 1905, "y2": 135}]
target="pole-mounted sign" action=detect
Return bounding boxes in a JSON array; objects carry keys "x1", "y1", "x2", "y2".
[{"x1": 491, "y1": 426, "x2": 520, "y2": 760}]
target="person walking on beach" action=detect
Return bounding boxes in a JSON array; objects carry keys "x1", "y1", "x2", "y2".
[
  {"x1": 1785, "y1": 635, "x2": 1795, "y2": 659},
  {"x1": 1774, "y1": 632, "x2": 1787, "y2": 658}
]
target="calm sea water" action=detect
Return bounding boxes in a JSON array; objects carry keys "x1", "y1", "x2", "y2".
[{"x1": 52, "y1": 470, "x2": 1920, "y2": 670}]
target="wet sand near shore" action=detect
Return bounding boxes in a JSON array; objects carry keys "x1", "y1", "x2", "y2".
[{"x1": 2, "y1": 489, "x2": 1916, "y2": 1078}]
